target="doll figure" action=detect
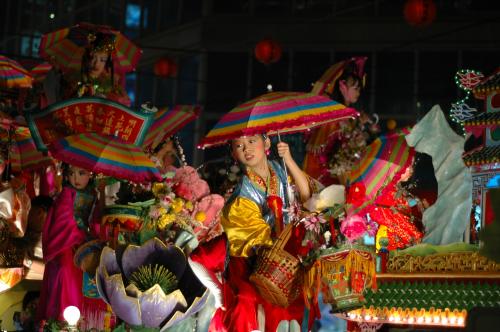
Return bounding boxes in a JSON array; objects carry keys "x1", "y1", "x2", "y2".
[
  {"x1": 211, "y1": 134, "x2": 315, "y2": 332},
  {"x1": 37, "y1": 164, "x2": 100, "y2": 322},
  {"x1": 63, "y1": 32, "x2": 131, "y2": 107}
]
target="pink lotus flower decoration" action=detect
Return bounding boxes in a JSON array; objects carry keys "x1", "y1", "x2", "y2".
[{"x1": 340, "y1": 213, "x2": 367, "y2": 242}]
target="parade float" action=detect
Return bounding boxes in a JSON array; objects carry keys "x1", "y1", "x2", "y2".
[
  {"x1": 1, "y1": 18, "x2": 499, "y2": 331},
  {"x1": 332, "y1": 70, "x2": 500, "y2": 331}
]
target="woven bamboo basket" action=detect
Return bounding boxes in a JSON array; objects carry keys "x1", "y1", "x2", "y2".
[{"x1": 249, "y1": 222, "x2": 303, "y2": 307}]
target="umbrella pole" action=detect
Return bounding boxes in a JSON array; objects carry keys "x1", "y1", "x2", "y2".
[{"x1": 276, "y1": 131, "x2": 290, "y2": 210}]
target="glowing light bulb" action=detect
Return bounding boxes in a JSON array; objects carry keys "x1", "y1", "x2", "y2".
[
  {"x1": 267, "y1": 84, "x2": 273, "y2": 92},
  {"x1": 49, "y1": 13, "x2": 55, "y2": 19},
  {"x1": 63, "y1": 306, "x2": 80, "y2": 326}
]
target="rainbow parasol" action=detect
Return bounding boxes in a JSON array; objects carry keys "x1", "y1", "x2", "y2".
[
  {"x1": 49, "y1": 132, "x2": 162, "y2": 183},
  {"x1": 142, "y1": 105, "x2": 201, "y2": 150},
  {"x1": 39, "y1": 22, "x2": 141, "y2": 73},
  {"x1": 0, "y1": 55, "x2": 33, "y2": 89},
  {"x1": 30, "y1": 62, "x2": 53, "y2": 83},
  {"x1": 0, "y1": 119, "x2": 53, "y2": 172},
  {"x1": 198, "y1": 91, "x2": 357, "y2": 148},
  {"x1": 348, "y1": 128, "x2": 415, "y2": 200}
]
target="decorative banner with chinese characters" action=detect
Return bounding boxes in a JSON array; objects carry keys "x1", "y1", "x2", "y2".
[{"x1": 26, "y1": 97, "x2": 155, "y2": 151}]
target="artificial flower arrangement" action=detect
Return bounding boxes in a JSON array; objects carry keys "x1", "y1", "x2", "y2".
[
  {"x1": 325, "y1": 116, "x2": 380, "y2": 181},
  {"x1": 298, "y1": 183, "x2": 378, "y2": 312},
  {"x1": 95, "y1": 166, "x2": 225, "y2": 331},
  {"x1": 143, "y1": 165, "x2": 225, "y2": 249}
]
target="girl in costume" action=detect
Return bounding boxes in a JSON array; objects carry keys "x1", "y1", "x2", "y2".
[
  {"x1": 37, "y1": 164, "x2": 101, "y2": 323},
  {"x1": 63, "y1": 32, "x2": 131, "y2": 106},
  {"x1": 361, "y1": 153, "x2": 437, "y2": 251},
  {"x1": 211, "y1": 134, "x2": 313, "y2": 332},
  {"x1": 303, "y1": 57, "x2": 379, "y2": 186}
]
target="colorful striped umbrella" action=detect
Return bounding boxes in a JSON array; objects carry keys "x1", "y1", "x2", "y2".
[
  {"x1": 348, "y1": 128, "x2": 415, "y2": 201},
  {"x1": 39, "y1": 22, "x2": 142, "y2": 73},
  {"x1": 198, "y1": 91, "x2": 357, "y2": 148},
  {"x1": 142, "y1": 105, "x2": 201, "y2": 150},
  {"x1": 30, "y1": 62, "x2": 53, "y2": 83},
  {"x1": 0, "y1": 55, "x2": 33, "y2": 89},
  {"x1": 49, "y1": 132, "x2": 162, "y2": 183},
  {"x1": 0, "y1": 119, "x2": 53, "y2": 172}
]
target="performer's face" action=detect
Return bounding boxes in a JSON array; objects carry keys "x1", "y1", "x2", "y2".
[
  {"x1": 89, "y1": 51, "x2": 108, "y2": 77},
  {"x1": 231, "y1": 134, "x2": 270, "y2": 169},
  {"x1": 339, "y1": 77, "x2": 361, "y2": 106},
  {"x1": 67, "y1": 166, "x2": 91, "y2": 190},
  {"x1": 156, "y1": 139, "x2": 177, "y2": 168}
]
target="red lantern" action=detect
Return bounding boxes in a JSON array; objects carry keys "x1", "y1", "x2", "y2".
[
  {"x1": 254, "y1": 39, "x2": 282, "y2": 65},
  {"x1": 154, "y1": 57, "x2": 177, "y2": 77},
  {"x1": 404, "y1": 0, "x2": 436, "y2": 27}
]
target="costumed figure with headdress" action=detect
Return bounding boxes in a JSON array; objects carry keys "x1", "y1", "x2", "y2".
[
  {"x1": 303, "y1": 57, "x2": 379, "y2": 186},
  {"x1": 36, "y1": 163, "x2": 105, "y2": 325},
  {"x1": 208, "y1": 134, "x2": 321, "y2": 332},
  {"x1": 62, "y1": 32, "x2": 131, "y2": 107}
]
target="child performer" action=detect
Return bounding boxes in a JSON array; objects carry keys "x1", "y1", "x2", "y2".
[
  {"x1": 212, "y1": 133, "x2": 314, "y2": 332},
  {"x1": 37, "y1": 164, "x2": 101, "y2": 323},
  {"x1": 303, "y1": 57, "x2": 379, "y2": 185}
]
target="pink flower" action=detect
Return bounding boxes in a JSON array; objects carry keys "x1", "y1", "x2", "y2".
[
  {"x1": 192, "y1": 194, "x2": 225, "y2": 242},
  {"x1": 303, "y1": 214, "x2": 327, "y2": 233},
  {"x1": 340, "y1": 213, "x2": 367, "y2": 242},
  {"x1": 173, "y1": 166, "x2": 210, "y2": 201}
]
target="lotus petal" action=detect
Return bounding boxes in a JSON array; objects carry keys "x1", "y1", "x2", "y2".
[
  {"x1": 96, "y1": 247, "x2": 122, "y2": 303},
  {"x1": 161, "y1": 289, "x2": 210, "y2": 330},
  {"x1": 100, "y1": 246, "x2": 121, "y2": 275},
  {"x1": 121, "y1": 238, "x2": 186, "y2": 280},
  {"x1": 96, "y1": 266, "x2": 110, "y2": 304},
  {"x1": 104, "y1": 274, "x2": 142, "y2": 326},
  {"x1": 139, "y1": 286, "x2": 187, "y2": 327}
]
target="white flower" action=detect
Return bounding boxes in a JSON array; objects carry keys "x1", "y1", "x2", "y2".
[{"x1": 324, "y1": 231, "x2": 331, "y2": 244}]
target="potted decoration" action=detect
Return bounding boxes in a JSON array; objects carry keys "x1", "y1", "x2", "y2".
[{"x1": 300, "y1": 185, "x2": 378, "y2": 312}]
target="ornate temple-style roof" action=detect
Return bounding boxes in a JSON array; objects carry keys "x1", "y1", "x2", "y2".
[
  {"x1": 474, "y1": 71, "x2": 500, "y2": 98},
  {"x1": 463, "y1": 145, "x2": 500, "y2": 167},
  {"x1": 463, "y1": 111, "x2": 500, "y2": 129}
]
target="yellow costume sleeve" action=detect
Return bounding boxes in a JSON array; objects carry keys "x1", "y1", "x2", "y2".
[{"x1": 221, "y1": 197, "x2": 273, "y2": 257}]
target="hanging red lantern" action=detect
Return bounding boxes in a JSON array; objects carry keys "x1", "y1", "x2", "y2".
[
  {"x1": 254, "y1": 39, "x2": 282, "y2": 65},
  {"x1": 154, "y1": 57, "x2": 177, "y2": 77},
  {"x1": 404, "y1": 0, "x2": 436, "y2": 27}
]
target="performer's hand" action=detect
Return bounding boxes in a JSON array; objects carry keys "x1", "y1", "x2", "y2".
[{"x1": 276, "y1": 142, "x2": 293, "y2": 164}]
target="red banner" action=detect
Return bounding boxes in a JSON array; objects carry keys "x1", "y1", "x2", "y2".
[{"x1": 26, "y1": 97, "x2": 154, "y2": 151}]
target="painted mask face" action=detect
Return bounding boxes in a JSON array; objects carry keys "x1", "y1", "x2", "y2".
[
  {"x1": 89, "y1": 51, "x2": 108, "y2": 78},
  {"x1": 339, "y1": 78, "x2": 361, "y2": 106},
  {"x1": 231, "y1": 135, "x2": 270, "y2": 169},
  {"x1": 67, "y1": 165, "x2": 91, "y2": 190}
]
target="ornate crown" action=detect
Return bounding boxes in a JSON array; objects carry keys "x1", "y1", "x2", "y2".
[{"x1": 87, "y1": 32, "x2": 115, "y2": 53}]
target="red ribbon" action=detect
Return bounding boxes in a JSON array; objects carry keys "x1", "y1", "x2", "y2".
[{"x1": 267, "y1": 195, "x2": 284, "y2": 236}]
